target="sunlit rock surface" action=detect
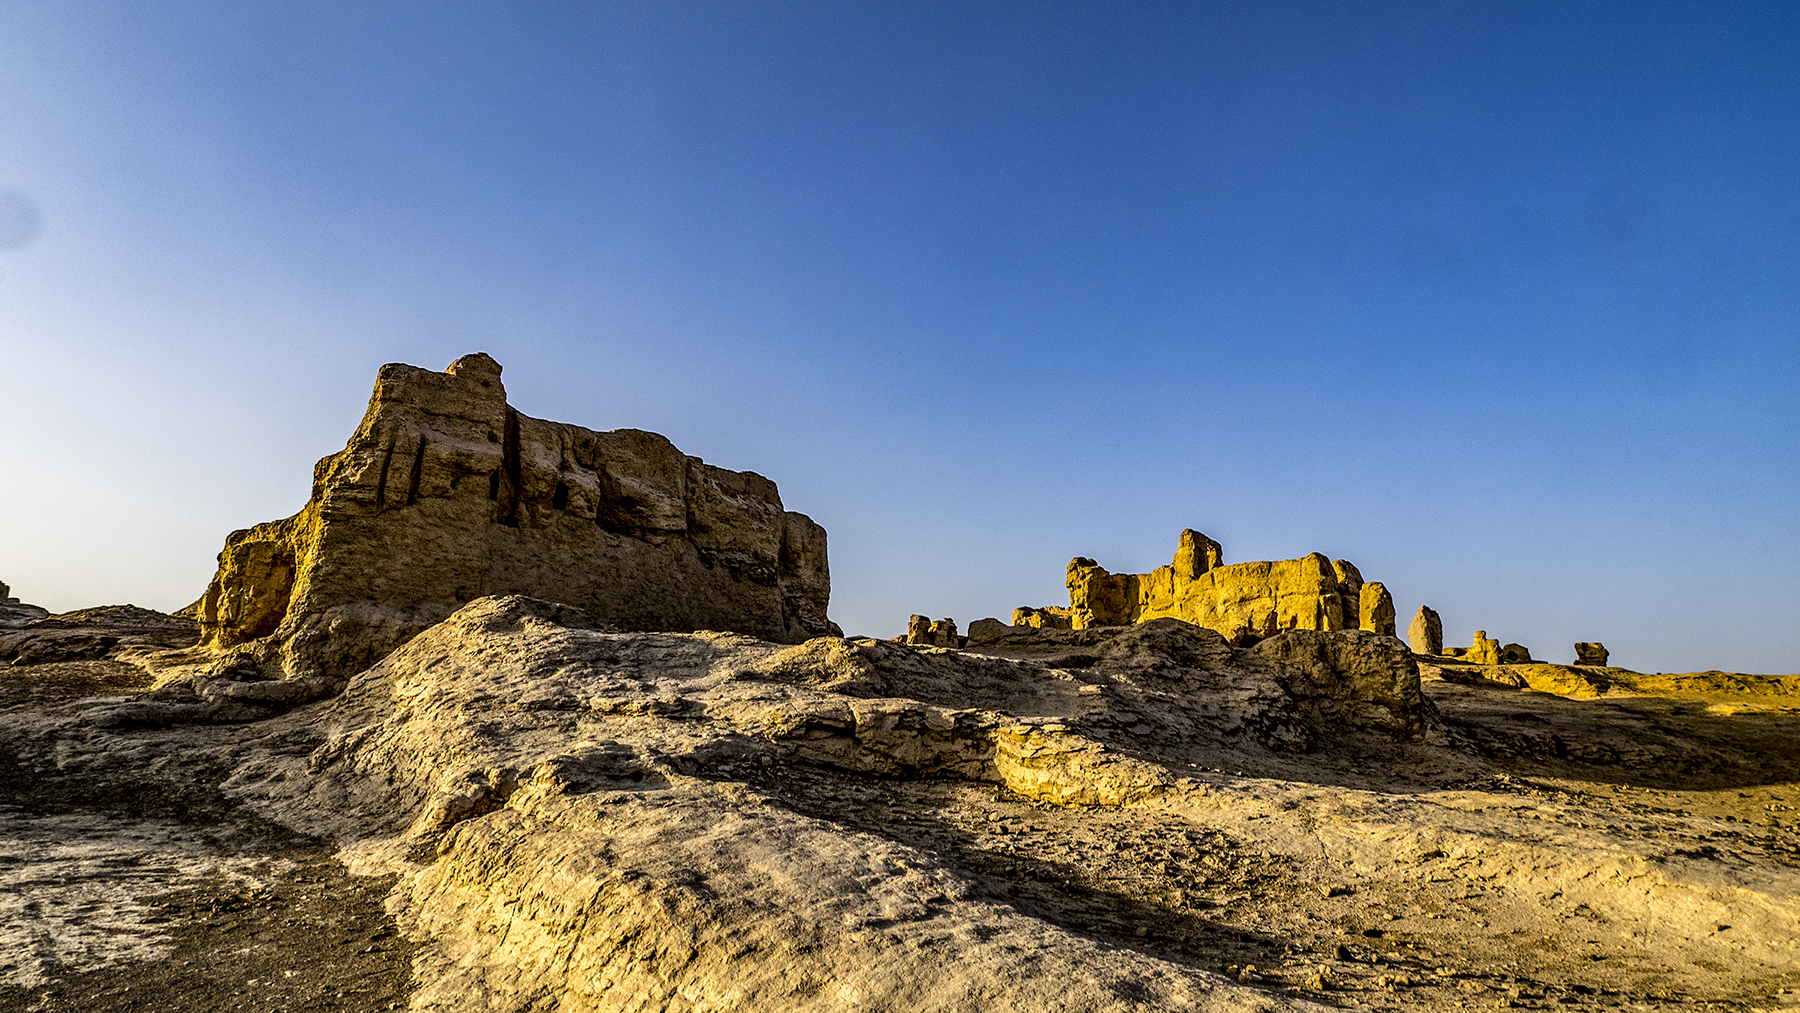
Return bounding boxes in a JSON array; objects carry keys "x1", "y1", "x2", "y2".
[
  {"x1": 161, "y1": 353, "x2": 835, "y2": 721},
  {"x1": 1021, "y1": 529, "x2": 1393, "y2": 644}
]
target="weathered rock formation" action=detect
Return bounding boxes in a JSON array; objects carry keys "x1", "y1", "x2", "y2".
[
  {"x1": 1247, "y1": 628, "x2": 1426, "y2": 738},
  {"x1": 1408, "y1": 604, "x2": 1442, "y2": 655},
  {"x1": 1358, "y1": 581, "x2": 1395, "y2": 637},
  {"x1": 1500, "y1": 642, "x2": 1534, "y2": 664},
  {"x1": 0, "y1": 604, "x2": 196, "y2": 666},
  {"x1": 1576, "y1": 641, "x2": 1609, "y2": 666},
  {"x1": 964, "y1": 617, "x2": 1009, "y2": 643},
  {"x1": 0, "y1": 586, "x2": 49, "y2": 631},
  {"x1": 1023, "y1": 529, "x2": 1376, "y2": 644},
  {"x1": 1467, "y1": 630, "x2": 1502, "y2": 666},
  {"x1": 190, "y1": 353, "x2": 834, "y2": 689},
  {"x1": 904, "y1": 614, "x2": 959, "y2": 648},
  {"x1": 1010, "y1": 605, "x2": 1080, "y2": 629},
  {"x1": 200, "y1": 596, "x2": 1451, "y2": 1011},
  {"x1": 10, "y1": 587, "x2": 1800, "y2": 1010}
]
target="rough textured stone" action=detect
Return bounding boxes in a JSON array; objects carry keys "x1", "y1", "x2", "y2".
[
  {"x1": 1173, "y1": 528, "x2": 1224, "y2": 578},
  {"x1": 964, "y1": 617, "x2": 1009, "y2": 644},
  {"x1": 1408, "y1": 605, "x2": 1442, "y2": 656},
  {"x1": 12, "y1": 593, "x2": 1800, "y2": 1012},
  {"x1": 0, "y1": 605, "x2": 197, "y2": 666},
  {"x1": 1358, "y1": 581, "x2": 1396, "y2": 637},
  {"x1": 1247, "y1": 629, "x2": 1427, "y2": 738},
  {"x1": 0, "y1": 597, "x2": 49, "y2": 631},
  {"x1": 1467, "y1": 630, "x2": 1501, "y2": 666},
  {"x1": 1010, "y1": 605, "x2": 1078, "y2": 629},
  {"x1": 190, "y1": 353, "x2": 835, "y2": 687},
  {"x1": 1500, "y1": 642, "x2": 1533, "y2": 665},
  {"x1": 1030, "y1": 529, "x2": 1374, "y2": 644},
  {"x1": 1575, "y1": 641, "x2": 1609, "y2": 666},
  {"x1": 196, "y1": 597, "x2": 1445, "y2": 1011},
  {"x1": 905, "y1": 614, "x2": 933, "y2": 644},
  {"x1": 903, "y1": 615, "x2": 959, "y2": 648}
]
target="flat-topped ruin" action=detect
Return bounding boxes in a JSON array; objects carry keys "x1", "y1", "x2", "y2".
[
  {"x1": 1010, "y1": 528, "x2": 1396, "y2": 644},
  {"x1": 194, "y1": 353, "x2": 836, "y2": 687}
]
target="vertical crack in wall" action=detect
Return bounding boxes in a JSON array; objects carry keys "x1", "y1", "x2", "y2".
[
  {"x1": 407, "y1": 437, "x2": 428, "y2": 507},
  {"x1": 375, "y1": 437, "x2": 396, "y2": 513},
  {"x1": 493, "y1": 408, "x2": 523, "y2": 527}
]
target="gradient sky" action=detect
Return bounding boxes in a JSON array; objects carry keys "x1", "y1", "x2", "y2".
[{"x1": 2, "y1": 2, "x2": 1796, "y2": 673}]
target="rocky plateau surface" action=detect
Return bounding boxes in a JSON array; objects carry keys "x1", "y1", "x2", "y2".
[{"x1": 3, "y1": 592, "x2": 1798, "y2": 1012}]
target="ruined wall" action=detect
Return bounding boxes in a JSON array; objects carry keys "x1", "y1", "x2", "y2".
[
  {"x1": 196, "y1": 353, "x2": 834, "y2": 679},
  {"x1": 1041, "y1": 529, "x2": 1381, "y2": 644}
]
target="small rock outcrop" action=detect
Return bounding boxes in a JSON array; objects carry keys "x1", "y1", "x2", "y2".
[
  {"x1": 1025, "y1": 529, "x2": 1378, "y2": 644},
  {"x1": 1575, "y1": 642, "x2": 1609, "y2": 666},
  {"x1": 0, "y1": 584, "x2": 49, "y2": 631},
  {"x1": 1358, "y1": 581, "x2": 1396, "y2": 637},
  {"x1": 1408, "y1": 605, "x2": 1443, "y2": 655},
  {"x1": 1500, "y1": 643, "x2": 1534, "y2": 665},
  {"x1": 965, "y1": 618, "x2": 1009, "y2": 643},
  {"x1": 1010, "y1": 605, "x2": 1081, "y2": 629},
  {"x1": 0, "y1": 604, "x2": 196, "y2": 665},
  {"x1": 905, "y1": 615, "x2": 959, "y2": 648},
  {"x1": 1467, "y1": 630, "x2": 1502, "y2": 666},
  {"x1": 1247, "y1": 629, "x2": 1427, "y2": 738},
  {"x1": 191, "y1": 354, "x2": 835, "y2": 686}
]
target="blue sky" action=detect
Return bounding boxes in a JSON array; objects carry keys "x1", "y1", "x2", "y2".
[{"x1": 1, "y1": 2, "x2": 1795, "y2": 672}]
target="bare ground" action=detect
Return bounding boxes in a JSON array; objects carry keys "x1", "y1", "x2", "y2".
[
  {"x1": 0, "y1": 659, "x2": 414, "y2": 1013},
  {"x1": 2, "y1": 648, "x2": 1798, "y2": 1011}
]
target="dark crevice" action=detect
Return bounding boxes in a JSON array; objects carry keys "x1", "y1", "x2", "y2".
[
  {"x1": 492, "y1": 408, "x2": 522, "y2": 527},
  {"x1": 406, "y1": 437, "x2": 427, "y2": 507},
  {"x1": 374, "y1": 437, "x2": 395, "y2": 512},
  {"x1": 552, "y1": 480, "x2": 569, "y2": 511}
]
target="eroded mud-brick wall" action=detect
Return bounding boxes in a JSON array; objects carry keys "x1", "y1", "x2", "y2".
[{"x1": 195, "y1": 353, "x2": 834, "y2": 677}]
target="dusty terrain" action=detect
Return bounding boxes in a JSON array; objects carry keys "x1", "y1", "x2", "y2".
[
  {"x1": 0, "y1": 656, "x2": 416, "y2": 1013},
  {"x1": 2, "y1": 595, "x2": 1796, "y2": 1012}
]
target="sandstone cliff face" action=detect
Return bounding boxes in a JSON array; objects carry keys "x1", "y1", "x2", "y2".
[
  {"x1": 193, "y1": 354, "x2": 834, "y2": 685},
  {"x1": 1049, "y1": 529, "x2": 1366, "y2": 643}
]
